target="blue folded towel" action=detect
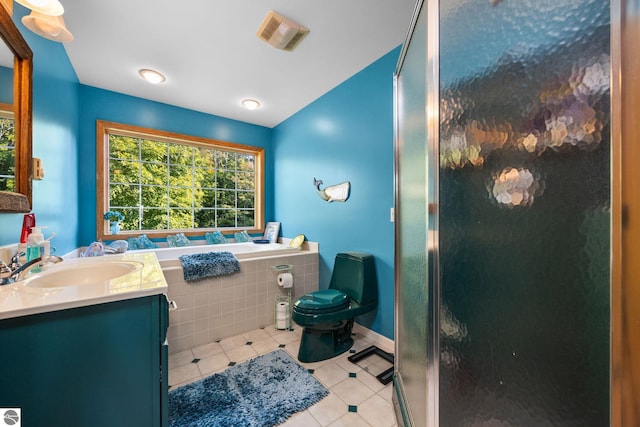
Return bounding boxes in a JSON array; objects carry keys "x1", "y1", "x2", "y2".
[{"x1": 179, "y1": 251, "x2": 240, "y2": 282}]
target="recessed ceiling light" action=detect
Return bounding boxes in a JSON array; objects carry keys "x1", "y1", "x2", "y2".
[
  {"x1": 139, "y1": 68, "x2": 166, "y2": 84},
  {"x1": 242, "y1": 99, "x2": 261, "y2": 110}
]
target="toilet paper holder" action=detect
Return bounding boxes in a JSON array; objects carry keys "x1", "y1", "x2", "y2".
[
  {"x1": 274, "y1": 294, "x2": 292, "y2": 330},
  {"x1": 271, "y1": 264, "x2": 292, "y2": 273},
  {"x1": 272, "y1": 264, "x2": 293, "y2": 330}
]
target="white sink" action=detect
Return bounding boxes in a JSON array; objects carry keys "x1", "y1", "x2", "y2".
[{"x1": 24, "y1": 261, "x2": 144, "y2": 289}]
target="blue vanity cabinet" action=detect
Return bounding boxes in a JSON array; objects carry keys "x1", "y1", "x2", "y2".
[{"x1": 0, "y1": 294, "x2": 169, "y2": 427}]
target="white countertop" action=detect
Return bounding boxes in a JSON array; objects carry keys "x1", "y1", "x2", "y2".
[{"x1": 0, "y1": 252, "x2": 168, "y2": 320}]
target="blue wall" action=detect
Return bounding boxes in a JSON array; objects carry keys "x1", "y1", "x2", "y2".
[
  {"x1": 0, "y1": 8, "x2": 398, "y2": 339},
  {"x1": 273, "y1": 47, "x2": 399, "y2": 339},
  {"x1": 0, "y1": 5, "x2": 79, "y2": 255},
  {"x1": 77, "y1": 86, "x2": 273, "y2": 245}
]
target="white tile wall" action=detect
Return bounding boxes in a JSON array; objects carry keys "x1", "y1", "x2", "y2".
[{"x1": 165, "y1": 251, "x2": 319, "y2": 354}]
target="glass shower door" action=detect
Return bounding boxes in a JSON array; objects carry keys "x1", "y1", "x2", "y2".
[
  {"x1": 394, "y1": 0, "x2": 611, "y2": 425},
  {"x1": 438, "y1": 0, "x2": 611, "y2": 425},
  {"x1": 394, "y1": 2, "x2": 436, "y2": 426}
]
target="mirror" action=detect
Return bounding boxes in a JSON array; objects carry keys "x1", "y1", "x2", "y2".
[{"x1": 0, "y1": 4, "x2": 32, "y2": 213}]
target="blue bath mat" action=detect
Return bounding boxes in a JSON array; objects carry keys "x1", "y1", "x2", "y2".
[{"x1": 168, "y1": 349, "x2": 328, "y2": 427}]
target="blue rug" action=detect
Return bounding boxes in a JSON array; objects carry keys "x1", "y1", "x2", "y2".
[{"x1": 169, "y1": 349, "x2": 329, "y2": 427}]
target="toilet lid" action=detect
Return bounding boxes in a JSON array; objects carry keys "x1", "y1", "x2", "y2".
[{"x1": 294, "y1": 289, "x2": 349, "y2": 312}]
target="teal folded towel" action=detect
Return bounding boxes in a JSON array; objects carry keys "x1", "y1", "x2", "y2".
[{"x1": 179, "y1": 251, "x2": 240, "y2": 282}]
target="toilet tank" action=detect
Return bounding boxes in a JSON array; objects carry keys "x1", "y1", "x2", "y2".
[{"x1": 329, "y1": 252, "x2": 378, "y2": 306}]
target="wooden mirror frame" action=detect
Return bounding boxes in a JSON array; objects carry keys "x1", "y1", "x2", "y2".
[{"x1": 0, "y1": 5, "x2": 32, "y2": 212}]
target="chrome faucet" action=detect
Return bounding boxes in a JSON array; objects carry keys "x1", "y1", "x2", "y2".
[{"x1": 0, "y1": 254, "x2": 64, "y2": 285}]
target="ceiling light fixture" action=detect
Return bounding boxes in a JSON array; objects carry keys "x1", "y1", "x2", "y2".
[
  {"x1": 15, "y1": 0, "x2": 64, "y2": 16},
  {"x1": 22, "y1": 11, "x2": 73, "y2": 42},
  {"x1": 256, "y1": 10, "x2": 309, "y2": 52},
  {"x1": 242, "y1": 99, "x2": 261, "y2": 110},
  {"x1": 139, "y1": 69, "x2": 166, "y2": 84}
]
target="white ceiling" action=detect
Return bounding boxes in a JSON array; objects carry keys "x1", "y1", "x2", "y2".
[{"x1": 58, "y1": 1, "x2": 417, "y2": 128}]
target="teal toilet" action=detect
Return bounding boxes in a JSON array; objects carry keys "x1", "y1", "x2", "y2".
[{"x1": 292, "y1": 252, "x2": 378, "y2": 363}]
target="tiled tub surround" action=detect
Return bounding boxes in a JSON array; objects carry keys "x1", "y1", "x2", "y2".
[{"x1": 162, "y1": 242, "x2": 319, "y2": 354}]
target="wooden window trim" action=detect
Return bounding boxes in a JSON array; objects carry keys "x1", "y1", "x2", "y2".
[{"x1": 96, "y1": 120, "x2": 265, "y2": 240}]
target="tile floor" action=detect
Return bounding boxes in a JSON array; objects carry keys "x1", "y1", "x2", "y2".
[{"x1": 168, "y1": 325, "x2": 397, "y2": 427}]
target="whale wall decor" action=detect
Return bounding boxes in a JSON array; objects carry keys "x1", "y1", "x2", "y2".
[{"x1": 313, "y1": 177, "x2": 350, "y2": 203}]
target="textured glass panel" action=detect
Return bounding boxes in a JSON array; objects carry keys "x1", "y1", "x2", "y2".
[
  {"x1": 438, "y1": 0, "x2": 610, "y2": 425},
  {"x1": 395, "y1": 4, "x2": 429, "y2": 427}
]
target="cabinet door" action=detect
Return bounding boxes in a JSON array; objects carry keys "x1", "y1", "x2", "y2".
[{"x1": 0, "y1": 295, "x2": 166, "y2": 427}]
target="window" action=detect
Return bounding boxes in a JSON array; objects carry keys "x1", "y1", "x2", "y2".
[
  {"x1": 0, "y1": 103, "x2": 15, "y2": 191},
  {"x1": 97, "y1": 121, "x2": 264, "y2": 240}
]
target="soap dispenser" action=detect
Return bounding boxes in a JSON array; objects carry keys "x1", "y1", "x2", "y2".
[{"x1": 26, "y1": 226, "x2": 47, "y2": 262}]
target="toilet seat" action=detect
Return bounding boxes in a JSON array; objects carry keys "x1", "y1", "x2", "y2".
[{"x1": 294, "y1": 289, "x2": 350, "y2": 314}]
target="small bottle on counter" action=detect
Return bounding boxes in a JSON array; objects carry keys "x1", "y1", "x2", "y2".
[{"x1": 26, "y1": 226, "x2": 49, "y2": 262}]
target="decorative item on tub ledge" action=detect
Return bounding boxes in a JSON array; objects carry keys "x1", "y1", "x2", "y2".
[
  {"x1": 234, "y1": 230, "x2": 251, "y2": 242},
  {"x1": 205, "y1": 231, "x2": 226, "y2": 244},
  {"x1": 313, "y1": 177, "x2": 350, "y2": 202},
  {"x1": 167, "y1": 233, "x2": 192, "y2": 247},
  {"x1": 127, "y1": 234, "x2": 158, "y2": 250},
  {"x1": 103, "y1": 211, "x2": 124, "y2": 235},
  {"x1": 263, "y1": 222, "x2": 281, "y2": 243},
  {"x1": 289, "y1": 234, "x2": 305, "y2": 248}
]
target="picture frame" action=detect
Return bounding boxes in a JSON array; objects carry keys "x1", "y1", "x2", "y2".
[{"x1": 263, "y1": 222, "x2": 281, "y2": 243}]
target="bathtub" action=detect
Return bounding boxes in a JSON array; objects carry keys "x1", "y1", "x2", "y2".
[
  {"x1": 137, "y1": 240, "x2": 319, "y2": 354},
  {"x1": 133, "y1": 241, "x2": 303, "y2": 267}
]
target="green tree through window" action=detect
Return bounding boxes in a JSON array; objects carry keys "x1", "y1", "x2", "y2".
[
  {"x1": 0, "y1": 107, "x2": 15, "y2": 192},
  {"x1": 97, "y1": 121, "x2": 264, "y2": 240}
]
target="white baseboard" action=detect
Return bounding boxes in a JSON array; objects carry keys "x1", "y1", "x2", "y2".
[{"x1": 353, "y1": 323, "x2": 394, "y2": 354}]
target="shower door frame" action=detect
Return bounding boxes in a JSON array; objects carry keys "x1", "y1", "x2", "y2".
[{"x1": 393, "y1": 0, "x2": 440, "y2": 426}]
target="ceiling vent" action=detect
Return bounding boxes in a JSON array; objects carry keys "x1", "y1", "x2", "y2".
[{"x1": 256, "y1": 10, "x2": 309, "y2": 52}]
